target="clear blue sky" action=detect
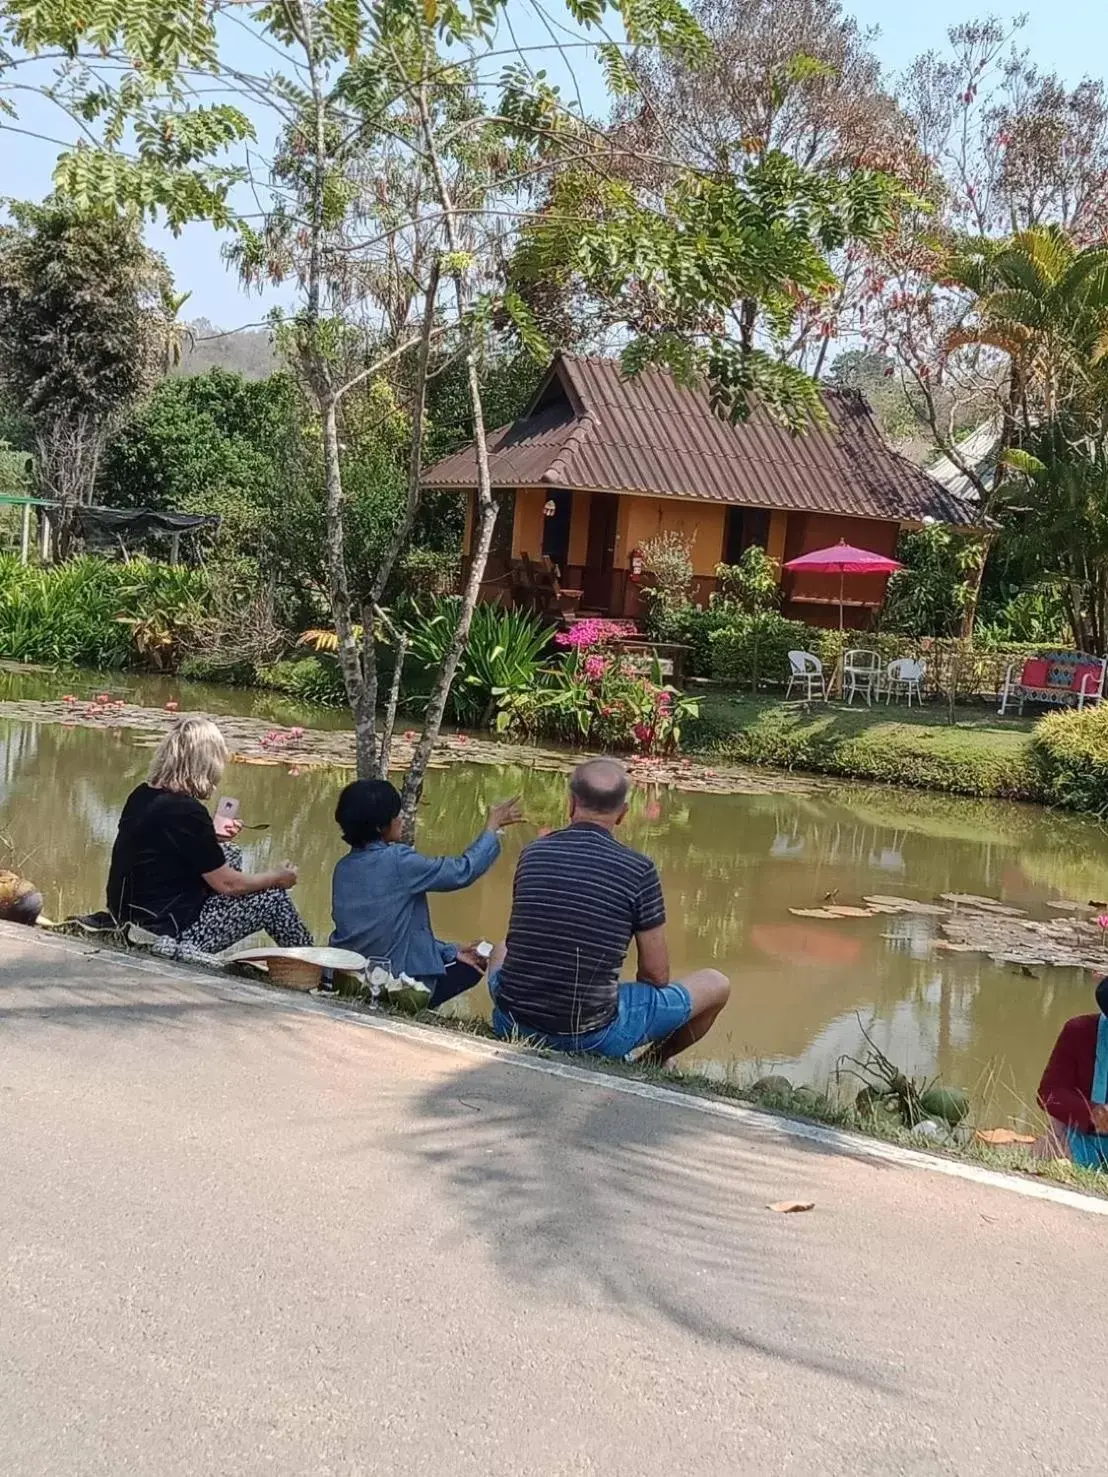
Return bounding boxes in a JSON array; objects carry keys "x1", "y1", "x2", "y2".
[{"x1": 6, "y1": 0, "x2": 1107, "y2": 324}]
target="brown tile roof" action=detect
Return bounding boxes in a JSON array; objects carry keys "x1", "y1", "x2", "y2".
[{"x1": 422, "y1": 353, "x2": 979, "y2": 527}]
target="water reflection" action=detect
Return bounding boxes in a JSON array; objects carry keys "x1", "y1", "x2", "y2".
[{"x1": 2, "y1": 708, "x2": 1105, "y2": 1125}]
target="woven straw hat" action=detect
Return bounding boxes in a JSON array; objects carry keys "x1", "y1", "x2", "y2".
[{"x1": 230, "y1": 946, "x2": 368, "y2": 991}]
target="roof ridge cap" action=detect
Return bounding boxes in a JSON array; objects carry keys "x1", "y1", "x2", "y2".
[{"x1": 541, "y1": 411, "x2": 596, "y2": 486}]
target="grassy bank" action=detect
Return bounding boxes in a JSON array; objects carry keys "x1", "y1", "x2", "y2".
[
  {"x1": 684, "y1": 692, "x2": 1108, "y2": 814},
  {"x1": 686, "y1": 693, "x2": 1042, "y2": 798}
]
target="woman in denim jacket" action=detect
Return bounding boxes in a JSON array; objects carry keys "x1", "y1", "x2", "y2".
[{"x1": 330, "y1": 779, "x2": 522, "y2": 1007}]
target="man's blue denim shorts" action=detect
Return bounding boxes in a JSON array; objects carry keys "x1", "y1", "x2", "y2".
[{"x1": 489, "y1": 973, "x2": 693, "y2": 1058}]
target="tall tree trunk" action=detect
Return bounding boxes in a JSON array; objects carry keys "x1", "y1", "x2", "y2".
[
  {"x1": 378, "y1": 631, "x2": 408, "y2": 774},
  {"x1": 320, "y1": 395, "x2": 375, "y2": 773},
  {"x1": 399, "y1": 446, "x2": 496, "y2": 836},
  {"x1": 958, "y1": 532, "x2": 993, "y2": 640},
  {"x1": 399, "y1": 79, "x2": 497, "y2": 838},
  {"x1": 358, "y1": 258, "x2": 441, "y2": 778},
  {"x1": 294, "y1": 0, "x2": 373, "y2": 771}
]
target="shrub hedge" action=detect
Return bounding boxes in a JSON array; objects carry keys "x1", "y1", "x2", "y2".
[
  {"x1": 708, "y1": 622, "x2": 1042, "y2": 701},
  {"x1": 0, "y1": 555, "x2": 211, "y2": 669},
  {"x1": 1031, "y1": 706, "x2": 1108, "y2": 815},
  {"x1": 257, "y1": 655, "x2": 347, "y2": 707}
]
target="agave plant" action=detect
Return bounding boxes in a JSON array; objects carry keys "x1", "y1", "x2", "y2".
[{"x1": 402, "y1": 598, "x2": 553, "y2": 726}]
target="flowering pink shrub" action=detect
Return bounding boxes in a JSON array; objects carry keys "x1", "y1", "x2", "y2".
[
  {"x1": 554, "y1": 619, "x2": 638, "y2": 650},
  {"x1": 498, "y1": 644, "x2": 697, "y2": 755}
]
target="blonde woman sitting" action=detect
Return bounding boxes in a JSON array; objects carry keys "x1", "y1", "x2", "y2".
[{"x1": 106, "y1": 715, "x2": 312, "y2": 960}]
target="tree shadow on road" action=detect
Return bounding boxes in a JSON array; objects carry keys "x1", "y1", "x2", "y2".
[{"x1": 401, "y1": 1050, "x2": 902, "y2": 1393}]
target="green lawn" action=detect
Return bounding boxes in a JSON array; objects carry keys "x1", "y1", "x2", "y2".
[{"x1": 685, "y1": 692, "x2": 1042, "y2": 799}]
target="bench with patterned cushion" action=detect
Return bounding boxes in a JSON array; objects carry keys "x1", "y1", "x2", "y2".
[{"x1": 998, "y1": 650, "x2": 1107, "y2": 715}]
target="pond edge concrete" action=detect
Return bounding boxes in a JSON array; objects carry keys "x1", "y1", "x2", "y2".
[{"x1": 5, "y1": 921, "x2": 1107, "y2": 1220}]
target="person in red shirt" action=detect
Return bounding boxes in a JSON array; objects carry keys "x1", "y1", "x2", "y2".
[{"x1": 1037, "y1": 977, "x2": 1108, "y2": 1168}]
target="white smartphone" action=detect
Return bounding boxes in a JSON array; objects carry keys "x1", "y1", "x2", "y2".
[
  {"x1": 476, "y1": 940, "x2": 494, "y2": 961},
  {"x1": 215, "y1": 796, "x2": 240, "y2": 822}
]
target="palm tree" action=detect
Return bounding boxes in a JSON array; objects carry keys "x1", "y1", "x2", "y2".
[
  {"x1": 950, "y1": 228, "x2": 1108, "y2": 653},
  {"x1": 937, "y1": 227, "x2": 1108, "y2": 638},
  {"x1": 946, "y1": 226, "x2": 1108, "y2": 426}
]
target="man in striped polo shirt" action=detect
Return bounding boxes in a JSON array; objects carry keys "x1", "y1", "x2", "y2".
[{"x1": 490, "y1": 758, "x2": 730, "y2": 1063}]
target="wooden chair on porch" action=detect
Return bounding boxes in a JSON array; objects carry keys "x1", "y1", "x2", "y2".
[{"x1": 516, "y1": 553, "x2": 582, "y2": 620}]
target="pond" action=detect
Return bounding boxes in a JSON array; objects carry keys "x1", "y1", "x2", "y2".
[{"x1": 3, "y1": 666, "x2": 1107, "y2": 1127}]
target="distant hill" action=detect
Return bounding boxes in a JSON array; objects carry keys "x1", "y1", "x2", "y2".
[{"x1": 172, "y1": 319, "x2": 280, "y2": 381}]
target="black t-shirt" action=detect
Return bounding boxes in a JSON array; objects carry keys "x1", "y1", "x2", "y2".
[
  {"x1": 107, "y1": 784, "x2": 225, "y2": 936},
  {"x1": 495, "y1": 823, "x2": 667, "y2": 1035}
]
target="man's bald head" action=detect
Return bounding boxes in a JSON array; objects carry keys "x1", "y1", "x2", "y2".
[{"x1": 569, "y1": 758, "x2": 629, "y2": 820}]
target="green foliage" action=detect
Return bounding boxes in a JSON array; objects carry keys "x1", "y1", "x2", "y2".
[
  {"x1": 1032, "y1": 707, "x2": 1108, "y2": 815},
  {"x1": 975, "y1": 585, "x2": 1069, "y2": 647},
  {"x1": 258, "y1": 656, "x2": 348, "y2": 708},
  {"x1": 880, "y1": 525, "x2": 974, "y2": 638},
  {"x1": 529, "y1": 150, "x2": 908, "y2": 429},
  {"x1": 99, "y1": 367, "x2": 301, "y2": 542},
  {"x1": 422, "y1": 352, "x2": 543, "y2": 466},
  {"x1": 639, "y1": 530, "x2": 695, "y2": 638},
  {"x1": 394, "y1": 547, "x2": 461, "y2": 598},
  {"x1": 709, "y1": 614, "x2": 818, "y2": 690},
  {"x1": 5, "y1": 0, "x2": 253, "y2": 229},
  {"x1": 0, "y1": 201, "x2": 175, "y2": 514},
  {"x1": 99, "y1": 366, "x2": 412, "y2": 624},
  {"x1": 400, "y1": 598, "x2": 552, "y2": 724},
  {"x1": 685, "y1": 694, "x2": 1039, "y2": 800},
  {"x1": 0, "y1": 554, "x2": 210, "y2": 668},
  {"x1": 716, "y1": 547, "x2": 782, "y2": 615},
  {"x1": 0, "y1": 440, "x2": 31, "y2": 490},
  {"x1": 996, "y1": 422, "x2": 1108, "y2": 653},
  {"x1": 498, "y1": 648, "x2": 698, "y2": 753}
]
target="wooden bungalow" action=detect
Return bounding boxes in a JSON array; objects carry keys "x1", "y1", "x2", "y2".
[{"x1": 422, "y1": 353, "x2": 978, "y2": 628}]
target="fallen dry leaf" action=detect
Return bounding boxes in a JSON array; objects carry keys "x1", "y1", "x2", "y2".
[
  {"x1": 767, "y1": 1200, "x2": 815, "y2": 1214},
  {"x1": 975, "y1": 1128, "x2": 1037, "y2": 1147}
]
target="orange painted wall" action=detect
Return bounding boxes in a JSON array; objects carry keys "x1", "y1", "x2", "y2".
[
  {"x1": 782, "y1": 512, "x2": 900, "y2": 625},
  {"x1": 511, "y1": 488, "x2": 547, "y2": 559},
  {"x1": 612, "y1": 497, "x2": 727, "y2": 575}
]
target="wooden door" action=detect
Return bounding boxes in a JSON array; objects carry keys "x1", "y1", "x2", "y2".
[{"x1": 581, "y1": 492, "x2": 618, "y2": 611}]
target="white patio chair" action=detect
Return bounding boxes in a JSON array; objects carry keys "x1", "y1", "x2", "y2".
[
  {"x1": 843, "y1": 648, "x2": 881, "y2": 706},
  {"x1": 884, "y1": 657, "x2": 926, "y2": 708},
  {"x1": 785, "y1": 650, "x2": 827, "y2": 702}
]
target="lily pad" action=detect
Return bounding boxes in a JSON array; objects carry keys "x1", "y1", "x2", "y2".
[
  {"x1": 788, "y1": 907, "x2": 841, "y2": 919},
  {"x1": 939, "y1": 893, "x2": 1026, "y2": 916},
  {"x1": 864, "y1": 895, "x2": 950, "y2": 916}
]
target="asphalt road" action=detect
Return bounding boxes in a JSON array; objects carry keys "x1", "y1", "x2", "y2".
[{"x1": 2, "y1": 926, "x2": 1106, "y2": 1477}]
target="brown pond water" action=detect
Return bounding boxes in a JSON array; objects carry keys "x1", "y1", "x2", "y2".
[{"x1": 3, "y1": 667, "x2": 1108, "y2": 1126}]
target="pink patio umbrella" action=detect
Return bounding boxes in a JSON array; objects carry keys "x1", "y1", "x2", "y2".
[{"x1": 783, "y1": 539, "x2": 902, "y2": 630}]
